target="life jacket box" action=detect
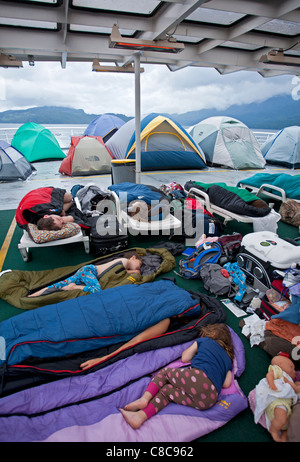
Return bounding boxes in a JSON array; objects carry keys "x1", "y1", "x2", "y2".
[
  {"x1": 260, "y1": 279, "x2": 290, "y2": 321},
  {"x1": 236, "y1": 231, "x2": 300, "y2": 293},
  {"x1": 89, "y1": 214, "x2": 128, "y2": 257}
]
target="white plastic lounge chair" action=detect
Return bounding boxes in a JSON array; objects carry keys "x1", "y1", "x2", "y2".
[
  {"x1": 18, "y1": 229, "x2": 90, "y2": 262},
  {"x1": 109, "y1": 190, "x2": 182, "y2": 236},
  {"x1": 238, "y1": 182, "x2": 299, "y2": 203},
  {"x1": 187, "y1": 187, "x2": 256, "y2": 225},
  {"x1": 187, "y1": 187, "x2": 280, "y2": 232}
]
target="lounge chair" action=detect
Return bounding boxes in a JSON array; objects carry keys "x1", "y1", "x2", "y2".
[
  {"x1": 18, "y1": 226, "x2": 90, "y2": 262},
  {"x1": 186, "y1": 186, "x2": 280, "y2": 232},
  {"x1": 237, "y1": 173, "x2": 300, "y2": 203},
  {"x1": 108, "y1": 183, "x2": 182, "y2": 235}
]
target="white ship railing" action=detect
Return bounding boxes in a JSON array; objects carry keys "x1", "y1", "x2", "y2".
[{"x1": 0, "y1": 126, "x2": 277, "y2": 149}]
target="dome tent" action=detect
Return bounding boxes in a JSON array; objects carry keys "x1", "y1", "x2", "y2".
[
  {"x1": 189, "y1": 116, "x2": 265, "y2": 169},
  {"x1": 59, "y1": 135, "x2": 113, "y2": 176},
  {"x1": 0, "y1": 140, "x2": 36, "y2": 181},
  {"x1": 84, "y1": 114, "x2": 125, "y2": 142},
  {"x1": 105, "y1": 113, "x2": 206, "y2": 170},
  {"x1": 261, "y1": 126, "x2": 300, "y2": 168},
  {"x1": 11, "y1": 122, "x2": 65, "y2": 162}
]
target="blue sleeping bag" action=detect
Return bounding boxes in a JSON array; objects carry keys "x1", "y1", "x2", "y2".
[
  {"x1": 1, "y1": 280, "x2": 201, "y2": 366},
  {"x1": 108, "y1": 182, "x2": 164, "y2": 204}
]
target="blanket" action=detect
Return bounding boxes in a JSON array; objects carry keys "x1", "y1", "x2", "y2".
[
  {"x1": 0, "y1": 281, "x2": 226, "y2": 397},
  {"x1": 0, "y1": 328, "x2": 247, "y2": 442},
  {"x1": 0, "y1": 247, "x2": 175, "y2": 310},
  {"x1": 237, "y1": 173, "x2": 300, "y2": 201},
  {"x1": 185, "y1": 182, "x2": 271, "y2": 217}
]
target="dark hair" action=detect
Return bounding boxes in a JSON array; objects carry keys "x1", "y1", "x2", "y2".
[
  {"x1": 36, "y1": 216, "x2": 60, "y2": 231},
  {"x1": 199, "y1": 323, "x2": 235, "y2": 361},
  {"x1": 123, "y1": 251, "x2": 143, "y2": 262}
]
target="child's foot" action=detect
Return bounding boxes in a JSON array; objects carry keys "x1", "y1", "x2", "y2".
[
  {"x1": 124, "y1": 397, "x2": 149, "y2": 411},
  {"x1": 270, "y1": 430, "x2": 288, "y2": 442},
  {"x1": 119, "y1": 409, "x2": 147, "y2": 429}
]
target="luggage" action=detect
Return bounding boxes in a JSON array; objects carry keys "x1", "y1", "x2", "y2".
[
  {"x1": 89, "y1": 215, "x2": 128, "y2": 257},
  {"x1": 178, "y1": 242, "x2": 222, "y2": 279},
  {"x1": 236, "y1": 231, "x2": 300, "y2": 293},
  {"x1": 260, "y1": 279, "x2": 291, "y2": 320}
]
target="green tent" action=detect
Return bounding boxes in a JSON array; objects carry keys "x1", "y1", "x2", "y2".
[{"x1": 11, "y1": 122, "x2": 65, "y2": 162}]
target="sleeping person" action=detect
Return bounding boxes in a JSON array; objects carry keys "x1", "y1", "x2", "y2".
[{"x1": 28, "y1": 252, "x2": 142, "y2": 297}]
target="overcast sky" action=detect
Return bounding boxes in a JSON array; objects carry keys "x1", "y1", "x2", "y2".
[{"x1": 0, "y1": 61, "x2": 296, "y2": 117}]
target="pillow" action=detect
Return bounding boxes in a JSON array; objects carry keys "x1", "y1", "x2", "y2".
[{"x1": 27, "y1": 222, "x2": 81, "y2": 244}]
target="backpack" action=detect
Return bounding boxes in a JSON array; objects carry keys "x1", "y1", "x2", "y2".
[
  {"x1": 200, "y1": 263, "x2": 237, "y2": 297},
  {"x1": 217, "y1": 233, "x2": 242, "y2": 263},
  {"x1": 178, "y1": 242, "x2": 222, "y2": 279}
]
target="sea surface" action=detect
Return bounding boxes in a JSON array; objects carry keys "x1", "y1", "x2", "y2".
[{"x1": 0, "y1": 123, "x2": 277, "y2": 150}]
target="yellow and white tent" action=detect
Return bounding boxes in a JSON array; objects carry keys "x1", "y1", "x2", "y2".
[{"x1": 105, "y1": 113, "x2": 206, "y2": 171}]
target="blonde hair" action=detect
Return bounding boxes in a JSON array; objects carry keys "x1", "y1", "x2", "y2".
[{"x1": 199, "y1": 323, "x2": 234, "y2": 361}]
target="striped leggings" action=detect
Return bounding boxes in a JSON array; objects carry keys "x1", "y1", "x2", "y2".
[{"x1": 143, "y1": 366, "x2": 218, "y2": 419}]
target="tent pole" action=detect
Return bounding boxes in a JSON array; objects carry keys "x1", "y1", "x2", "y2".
[{"x1": 134, "y1": 53, "x2": 141, "y2": 184}]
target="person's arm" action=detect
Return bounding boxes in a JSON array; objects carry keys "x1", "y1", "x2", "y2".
[
  {"x1": 222, "y1": 370, "x2": 233, "y2": 388},
  {"x1": 181, "y1": 341, "x2": 198, "y2": 363},
  {"x1": 266, "y1": 370, "x2": 277, "y2": 391},
  {"x1": 80, "y1": 317, "x2": 171, "y2": 370},
  {"x1": 62, "y1": 215, "x2": 75, "y2": 223},
  {"x1": 61, "y1": 283, "x2": 86, "y2": 291}
]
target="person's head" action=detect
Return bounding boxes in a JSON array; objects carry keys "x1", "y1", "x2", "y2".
[
  {"x1": 271, "y1": 354, "x2": 296, "y2": 380},
  {"x1": 124, "y1": 251, "x2": 143, "y2": 272},
  {"x1": 199, "y1": 323, "x2": 234, "y2": 361},
  {"x1": 37, "y1": 214, "x2": 64, "y2": 231}
]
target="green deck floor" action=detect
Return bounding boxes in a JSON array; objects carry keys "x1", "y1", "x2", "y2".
[{"x1": 0, "y1": 207, "x2": 299, "y2": 442}]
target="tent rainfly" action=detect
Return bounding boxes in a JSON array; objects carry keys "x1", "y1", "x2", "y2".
[
  {"x1": 189, "y1": 116, "x2": 265, "y2": 169},
  {"x1": 59, "y1": 135, "x2": 113, "y2": 176},
  {"x1": 105, "y1": 113, "x2": 206, "y2": 170},
  {"x1": 0, "y1": 140, "x2": 36, "y2": 181},
  {"x1": 84, "y1": 114, "x2": 125, "y2": 142},
  {"x1": 11, "y1": 122, "x2": 65, "y2": 162},
  {"x1": 261, "y1": 126, "x2": 300, "y2": 169}
]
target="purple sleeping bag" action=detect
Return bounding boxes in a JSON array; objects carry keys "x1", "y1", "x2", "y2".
[{"x1": 0, "y1": 327, "x2": 247, "y2": 442}]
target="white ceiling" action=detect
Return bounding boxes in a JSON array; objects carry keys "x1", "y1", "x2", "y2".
[{"x1": 1, "y1": 0, "x2": 300, "y2": 76}]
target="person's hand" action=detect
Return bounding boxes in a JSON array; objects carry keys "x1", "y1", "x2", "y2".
[{"x1": 80, "y1": 357, "x2": 104, "y2": 370}]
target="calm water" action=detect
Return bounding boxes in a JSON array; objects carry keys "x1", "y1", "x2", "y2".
[{"x1": 0, "y1": 123, "x2": 277, "y2": 149}]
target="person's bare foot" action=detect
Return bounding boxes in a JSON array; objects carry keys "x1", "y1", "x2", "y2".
[
  {"x1": 119, "y1": 409, "x2": 147, "y2": 429},
  {"x1": 270, "y1": 430, "x2": 288, "y2": 442},
  {"x1": 124, "y1": 397, "x2": 149, "y2": 411}
]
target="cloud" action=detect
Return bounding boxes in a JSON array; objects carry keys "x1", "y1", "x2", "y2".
[{"x1": 0, "y1": 61, "x2": 295, "y2": 116}]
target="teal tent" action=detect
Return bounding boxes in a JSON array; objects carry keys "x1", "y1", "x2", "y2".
[{"x1": 12, "y1": 122, "x2": 65, "y2": 162}]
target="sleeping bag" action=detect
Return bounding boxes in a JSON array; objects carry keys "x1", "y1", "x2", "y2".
[
  {"x1": 0, "y1": 328, "x2": 247, "y2": 442},
  {"x1": 185, "y1": 182, "x2": 271, "y2": 217},
  {"x1": 15, "y1": 186, "x2": 90, "y2": 229},
  {"x1": 0, "y1": 280, "x2": 226, "y2": 397},
  {"x1": 0, "y1": 247, "x2": 175, "y2": 310},
  {"x1": 108, "y1": 182, "x2": 170, "y2": 205}
]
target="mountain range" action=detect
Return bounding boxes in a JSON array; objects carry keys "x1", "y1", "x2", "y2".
[{"x1": 0, "y1": 94, "x2": 298, "y2": 129}]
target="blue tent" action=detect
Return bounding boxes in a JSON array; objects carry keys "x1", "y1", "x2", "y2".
[
  {"x1": 84, "y1": 114, "x2": 125, "y2": 142},
  {"x1": 0, "y1": 140, "x2": 35, "y2": 181},
  {"x1": 261, "y1": 126, "x2": 300, "y2": 168},
  {"x1": 105, "y1": 113, "x2": 206, "y2": 171}
]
